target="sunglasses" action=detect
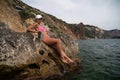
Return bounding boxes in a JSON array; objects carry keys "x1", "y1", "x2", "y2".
[{"x1": 37, "y1": 18, "x2": 43, "y2": 20}]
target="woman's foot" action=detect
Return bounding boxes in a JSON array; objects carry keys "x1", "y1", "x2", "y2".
[
  {"x1": 61, "y1": 56, "x2": 74, "y2": 63},
  {"x1": 65, "y1": 56, "x2": 74, "y2": 63},
  {"x1": 61, "y1": 51, "x2": 74, "y2": 63},
  {"x1": 61, "y1": 56, "x2": 69, "y2": 63}
]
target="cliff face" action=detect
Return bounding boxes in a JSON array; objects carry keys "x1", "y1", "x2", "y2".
[
  {"x1": 0, "y1": 0, "x2": 80, "y2": 80},
  {"x1": 0, "y1": 0, "x2": 25, "y2": 32},
  {"x1": 68, "y1": 23, "x2": 120, "y2": 39},
  {"x1": 103, "y1": 29, "x2": 120, "y2": 39},
  {"x1": 68, "y1": 23, "x2": 85, "y2": 39}
]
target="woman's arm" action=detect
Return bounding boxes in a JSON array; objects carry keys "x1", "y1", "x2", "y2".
[{"x1": 27, "y1": 23, "x2": 39, "y2": 33}]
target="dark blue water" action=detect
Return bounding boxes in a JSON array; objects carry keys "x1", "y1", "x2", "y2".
[{"x1": 64, "y1": 39, "x2": 120, "y2": 80}]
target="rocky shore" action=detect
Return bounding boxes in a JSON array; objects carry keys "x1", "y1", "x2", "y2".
[
  {"x1": 0, "y1": 0, "x2": 80, "y2": 80},
  {"x1": 0, "y1": 22, "x2": 80, "y2": 80}
]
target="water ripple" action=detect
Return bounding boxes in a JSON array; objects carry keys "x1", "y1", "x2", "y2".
[{"x1": 76, "y1": 39, "x2": 120, "y2": 80}]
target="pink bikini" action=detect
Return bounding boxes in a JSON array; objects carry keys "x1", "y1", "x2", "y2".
[
  {"x1": 38, "y1": 25, "x2": 45, "y2": 39},
  {"x1": 38, "y1": 25, "x2": 46, "y2": 32}
]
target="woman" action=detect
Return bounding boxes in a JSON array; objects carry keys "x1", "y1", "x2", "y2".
[{"x1": 27, "y1": 15, "x2": 74, "y2": 63}]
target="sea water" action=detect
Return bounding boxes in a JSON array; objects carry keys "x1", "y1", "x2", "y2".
[{"x1": 62, "y1": 39, "x2": 120, "y2": 80}]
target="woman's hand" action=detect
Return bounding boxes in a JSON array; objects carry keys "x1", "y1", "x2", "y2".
[
  {"x1": 35, "y1": 29, "x2": 40, "y2": 33},
  {"x1": 27, "y1": 22, "x2": 39, "y2": 33}
]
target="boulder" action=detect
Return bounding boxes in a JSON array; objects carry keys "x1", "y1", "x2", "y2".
[{"x1": 0, "y1": 22, "x2": 80, "y2": 80}]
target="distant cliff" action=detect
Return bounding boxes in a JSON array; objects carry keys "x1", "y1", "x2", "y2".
[
  {"x1": 68, "y1": 22, "x2": 120, "y2": 39},
  {"x1": 103, "y1": 29, "x2": 120, "y2": 39}
]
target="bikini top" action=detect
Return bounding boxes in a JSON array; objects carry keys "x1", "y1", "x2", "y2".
[{"x1": 38, "y1": 25, "x2": 46, "y2": 32}]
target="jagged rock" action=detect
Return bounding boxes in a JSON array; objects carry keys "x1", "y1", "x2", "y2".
[
  {"x1": 0, "y1": 0, "x2": 80, "y2": 79},
  {"x1": 0, "y1": 22, "x2": 79, "y2": 80}
]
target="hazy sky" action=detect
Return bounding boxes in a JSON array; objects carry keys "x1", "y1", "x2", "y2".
[{"x1": 22, "y1": 0, "x2": 120, "y2": 30}]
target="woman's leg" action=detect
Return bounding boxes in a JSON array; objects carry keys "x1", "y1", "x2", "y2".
[
  {"x1": 43, "y1": 38, "x2": 73, "y2": 63},
  {"x1": 52, "y1": 39, "x2": 73, "y2": 63}
]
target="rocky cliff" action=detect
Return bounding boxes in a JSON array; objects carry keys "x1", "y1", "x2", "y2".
[
  {"x1": 0, "y1": 0, "x2": 26, "y2": 32},
  {"x1": 0, "y1": 0, "x2": 80, "y2": 80},
  {"x1": 68, "y1": 22, "x2": 120, "y2": 39},
  {"x1": 103, "y1": 29, "x2": 120, "y2": 39}
]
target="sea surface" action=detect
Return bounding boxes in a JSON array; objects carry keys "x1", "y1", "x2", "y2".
[{"x1": 62, "y1": 39, "x2": 120, "y2": 80}]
